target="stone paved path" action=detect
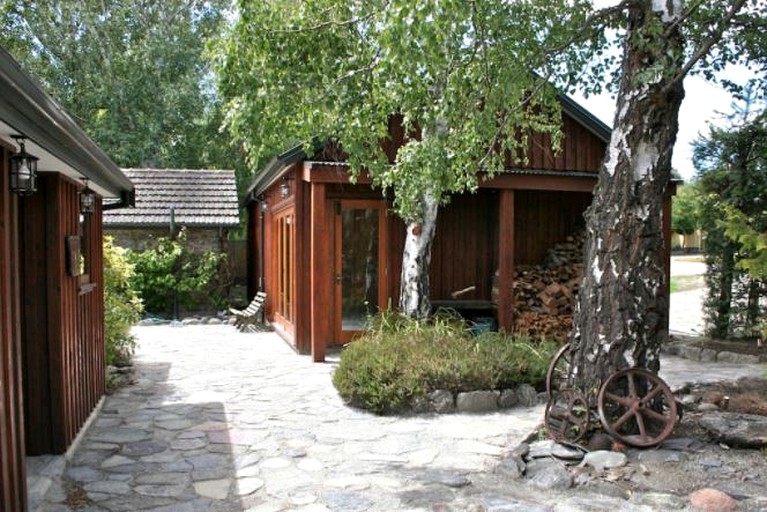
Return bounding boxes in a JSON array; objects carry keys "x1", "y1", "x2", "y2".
[
  {"x1": 35, "y1": 324, "x2": 765, "y2": 511},
  {"x1": 38, "y1": 325, "x2": 545, "y2": 511}
]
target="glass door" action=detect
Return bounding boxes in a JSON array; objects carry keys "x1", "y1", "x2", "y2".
[
  {"x1": 273, "y1": 207, "x2": 295, "y2": 334},
  {"x1": 334, "y1": 200, "x2": 388, "y2": 343}
]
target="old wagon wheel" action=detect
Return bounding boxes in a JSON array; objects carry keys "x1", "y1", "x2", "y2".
[
  {"x1": 544, "y1": 389, "x2": 590, "y2": 443},
  {"x1": 546, "y1": 343, "x2": 571, "y2": 397},
  {"x1": 597, "y1": 368, "x2": 677, "y2": 448}
]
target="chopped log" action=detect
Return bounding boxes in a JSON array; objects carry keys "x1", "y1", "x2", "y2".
[{"x1": 495, "y1": 230, "x2": 586, "y2": 342}]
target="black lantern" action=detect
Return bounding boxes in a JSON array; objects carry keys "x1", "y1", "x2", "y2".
[
  {"x1": 80, "y1": 177, "x2": 96, "y2": 215},
  {"x1": 279, "y1": 179, "x2": 290, "y2": 199},
  {"x1": 9, "y1": 136, "x2": 38, "y2": 195}
]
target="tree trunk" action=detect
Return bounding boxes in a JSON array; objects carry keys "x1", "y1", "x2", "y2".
[
  {"x1": 399, "y1": 191, "x2": 439, "y2": 320},
  {"x1": 711, "y1": 243, "x2": 736, "y2": 338},
  {"x1": 569, "y1": 2, "x2": 685, "y2": 392},
  {"x1": 746, "y1": 279, "x2": 761, "y2": 333}
]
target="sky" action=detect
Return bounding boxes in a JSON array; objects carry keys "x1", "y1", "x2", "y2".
[{"x1": 572, "y1": 76, "x2": 737, "y2": 182}]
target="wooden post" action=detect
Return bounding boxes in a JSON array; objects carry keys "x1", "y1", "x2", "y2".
[
  {"x1": 310, "y1": 183, "x2": 329, "y2": 362},
  {"x1": 497, "y1": 190, "x2": 515, "y2": 332}
]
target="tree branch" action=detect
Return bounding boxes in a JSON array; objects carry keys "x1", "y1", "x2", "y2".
[
  {"x1": 667, "y1": 0, "x2": 750, "y2": 88},
  {"x1": 270, "y1": 2, "x2": 389, "y2": 34}
]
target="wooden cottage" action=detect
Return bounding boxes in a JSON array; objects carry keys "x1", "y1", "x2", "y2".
[
  {"x1": 0, "y1": 47, "x2": 134, "y2": 509},
  {"x1": 243, "y1": 96, "x2": 675, "y2": 362}
]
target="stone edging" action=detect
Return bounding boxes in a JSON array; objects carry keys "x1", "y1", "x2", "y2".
[
  {"x1": 409, "y1": 385, "x2": 547, "y2": 415},
  {"x1": 664, "y1": 335, "x2": 765, "y2": 364}
]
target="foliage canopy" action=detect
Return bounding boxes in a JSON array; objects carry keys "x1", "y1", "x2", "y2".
[
  {"x1": 1, "y1": 0, "x2": 236, "y2": 170},
  {"x1": 215, "y1": 0, "x2": 602, "y2": 221}
]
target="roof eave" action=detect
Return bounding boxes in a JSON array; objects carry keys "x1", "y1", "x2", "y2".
[
  {"x1": 558, "y1": 94, "x2": 612, "y2": 143},
  {"x1": 0, "y1": 47, "x2": 134, "y2": 199},
  {"x1": 244, "y1": 141, "x2": 322, "y2": 205}
]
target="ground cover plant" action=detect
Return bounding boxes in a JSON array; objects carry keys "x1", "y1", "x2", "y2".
[{"x1": 333, "y1": 310, "x2": 556, "y2": 414}]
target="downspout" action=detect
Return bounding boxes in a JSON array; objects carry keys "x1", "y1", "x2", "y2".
[
  {"x1": 259, "y1": 199, "x2": 267, "y2": 323},
  {"x1": 259, "y1": 201, "x2": 266, "y2": 292}
]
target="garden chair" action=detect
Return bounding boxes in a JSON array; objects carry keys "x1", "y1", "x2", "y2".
[{"x1": 229, "y1": 292, "x2": 268, "y2": 332}]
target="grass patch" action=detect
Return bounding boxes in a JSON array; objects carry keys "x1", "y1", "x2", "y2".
[
  {"x1": 332, "y1": 310, "x2": 556, "y2": 414},
  {"x1": 670, "y1": 275, "x2": 705, "y2": 293}
]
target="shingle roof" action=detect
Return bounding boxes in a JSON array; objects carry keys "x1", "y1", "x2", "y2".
[{"x1": 103, "y1": 169, "x2": 239, "y2": 228}]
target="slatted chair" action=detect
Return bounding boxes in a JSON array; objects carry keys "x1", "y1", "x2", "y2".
[{"x1": 229, "y1": 292, "x2": 268, "y2": 332}]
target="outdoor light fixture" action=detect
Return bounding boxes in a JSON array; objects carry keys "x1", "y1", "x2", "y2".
[
  {"x1": 80, "y1": 177, "x2": 96, "y2": 215},
  {"x1": 279, "y1": 180, "x2": 290, "y2": 199},
  {"x1": 9, "y1": 135, "x2": 38, "y2": 195}
]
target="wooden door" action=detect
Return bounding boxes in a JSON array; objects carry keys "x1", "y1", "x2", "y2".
[
  {"x1": 272, "y1": 206, "x2": 295, "y2": 335},
  {"x1": 334, "y1": 200, "x2": 388, "y2": 343}
]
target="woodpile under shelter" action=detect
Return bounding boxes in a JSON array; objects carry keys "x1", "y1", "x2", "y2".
[
  {"x1": 0, "y1": 47, "x2": 134, "y2": 509},
  {"x1": 243, "y1": 96, "x2": 676, "y2": 362}
]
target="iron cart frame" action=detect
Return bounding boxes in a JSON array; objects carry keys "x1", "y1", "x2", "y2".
[{"x1": 544, "y1": 343, "x2": 677, "y2": 448}]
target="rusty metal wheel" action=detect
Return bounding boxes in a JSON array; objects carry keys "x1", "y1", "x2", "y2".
[
  {"x1": 544, "y1": 389, "x2": 590, "y2": 443},
  {"x1": 597, "y1": 368, "x2": 677, "y2": 448},
  {"x1": 546, "y1": 343, "x2": 571, "y2": 397}
]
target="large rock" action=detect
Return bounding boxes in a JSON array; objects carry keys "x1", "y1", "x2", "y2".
[
  {"x1": 581, "y1": 450, "x2": 627, "y2": 473},
  {"x1": 428, "y1": 390, "x2": 455, "y2": 413},
  {"x1": 498, "y1": 389, "x2": 519, "y2": 409},
  {"x1": 456, "y1": 390, "x2": 499, "y2": 412},
  {"x1": 698, "y1": 411, "x2": 767, "y2": 448},
  {"x1": 525, "y1": 458, "x2": 572, "y2": 490},
  {"x1": 689, "y1": 488, "x2": 738, "y2": 511},
  {"x1": 515, "y1": 384, "x2": 539, "y2": 407},
  {"x1": 527, "y1": 440, "x2": 584, "y2": 461}
]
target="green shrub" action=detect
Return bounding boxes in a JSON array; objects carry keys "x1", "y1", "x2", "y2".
[
  {"x1": 332, "y1": 310, "x2": 556, "y2": 414},
  {"x1": 127, "y1": 228, "x2": 229, "y2": 316},
  {"x1": 103, "y1": 237, "x2": 143, "y2": 367}
]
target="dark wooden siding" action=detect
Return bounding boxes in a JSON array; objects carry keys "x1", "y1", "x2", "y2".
[
  {"x1": 0, "y1": 145, "x2": 27, "y2": 511},
  {"x1": 514, "y1": 113, "x2": 606, "y2": 172},
  {"x1": 21, "y1": 173, "x2": 105, "y2": 454},
  {"x1": 429, "y1": 191, "x2": 499, "y2": 301},
  {"x1": 513, "y1": 190, "x2": 592, "y2": 265}
]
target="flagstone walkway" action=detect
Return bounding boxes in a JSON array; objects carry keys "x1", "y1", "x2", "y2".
[{"x1": 33, "y1": 323, "x2": 765, "y2": 511}]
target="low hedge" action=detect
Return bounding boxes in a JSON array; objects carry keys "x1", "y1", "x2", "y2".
[{"x1": 332, "y1": 311, "x2": 556, "y2": 414}]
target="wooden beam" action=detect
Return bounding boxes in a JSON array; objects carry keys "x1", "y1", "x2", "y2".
[
  {"x1": 310, "y1": 183, "x2": 329, "y2": 362},
  {"x1": 480, "y1": 173, "x2": 597, "y2": 193},
  {"x1": 497, "y1": 190, "x2": 515, "y2": 333},
  {"x1": 302, "y1": 162, "x2": 374, "y2": 184}
]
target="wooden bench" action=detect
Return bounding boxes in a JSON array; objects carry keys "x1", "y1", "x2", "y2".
[{"x1": 229, "y1": 292, "x2": 268, "y2": 332}]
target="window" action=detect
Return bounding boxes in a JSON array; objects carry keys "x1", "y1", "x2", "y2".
[{"x1": 273, "y1": 208, "x2": 295, "y2": 326}]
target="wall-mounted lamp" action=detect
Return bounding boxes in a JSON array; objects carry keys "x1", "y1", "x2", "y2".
[
  {"x1": 9, "y1": 135, "x2": 38, "y2": 196},
  {"x1": 80, "y1": 177, "x2": 96, "y2": 215},
  {"x1": 279, "y1": 176, "x2": 291, "y2": 199}
]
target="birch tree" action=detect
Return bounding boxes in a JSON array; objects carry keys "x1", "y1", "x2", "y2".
[
  {"x1": 568, "y1": 0, "x2": 766, "y2": 391},
  {"x1": 215, "y1": 0, "x2": 598, "y2": 319},
  {"x1": 216, "y1": 0, "x2": 767, "y2": 379}
]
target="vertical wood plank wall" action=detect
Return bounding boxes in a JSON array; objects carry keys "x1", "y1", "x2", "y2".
[
  {"x1": 429, "y1": 191, "x2": 499, "y2": 300},
  {"x1": 21, "y1": 174, "x2": 105, "y2": 454},
  {"x1": 0, "y1": 145, "x2": 27, "y2": 511}
]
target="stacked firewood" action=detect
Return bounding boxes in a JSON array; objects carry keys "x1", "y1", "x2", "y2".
[{"x1": 511, "y1": 231, "x2": 586, "y2": 341}]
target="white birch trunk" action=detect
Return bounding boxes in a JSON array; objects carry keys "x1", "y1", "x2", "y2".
[
  {"x1": 399, "y1": 190, "x2": 439, "y2": 319},
  {"x1": 569, "y1": 0, "x2": 686, "y2": 391}
]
